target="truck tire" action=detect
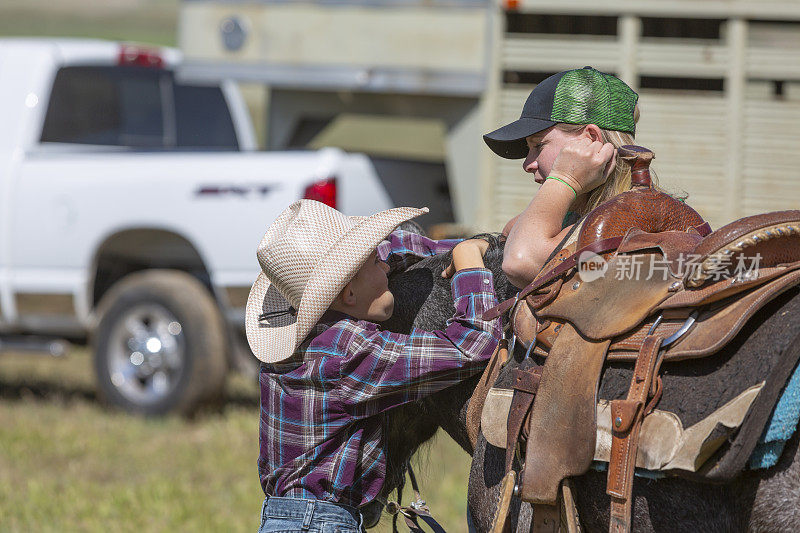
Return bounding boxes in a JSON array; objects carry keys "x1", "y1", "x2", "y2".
[{"x1": 93, "y1": 270, "x2": 228, "y2": 416}]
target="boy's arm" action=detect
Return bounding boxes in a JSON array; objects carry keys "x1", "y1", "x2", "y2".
[
  {"x1": 377, "y1": 229, "x2": 462, "y2": 273},
  {"x1": 336, "y1": 267, "x2": 500, "y2": 420}
]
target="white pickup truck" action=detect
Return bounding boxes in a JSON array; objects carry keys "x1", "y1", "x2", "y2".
[{"x1": 0, "y1": 38, "x2": 394, "y2": 415}]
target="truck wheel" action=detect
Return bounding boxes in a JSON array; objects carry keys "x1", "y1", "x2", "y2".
[{"x1": 93, "y1": 270, "x2": 228, "y2": 416}]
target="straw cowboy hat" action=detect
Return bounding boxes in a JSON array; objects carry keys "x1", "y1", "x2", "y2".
[{"x1": 246, "y1": 199, "x2": 427, "y2": 363}]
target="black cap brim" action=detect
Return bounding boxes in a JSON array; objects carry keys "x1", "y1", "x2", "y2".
[{"x1": 483, "y1": 117, "x2": 557, "y2": 160}]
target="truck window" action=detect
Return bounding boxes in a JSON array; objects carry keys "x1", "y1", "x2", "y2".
[
  {"x1": 41, "y1": 66, "x2": 164, "y2": 147},
  {"x1": 173, "y1": 82, "x2": 238, "y2": 150},
  {"x1": 41, "y1": 66, "x2": 239, "y2": 150}
]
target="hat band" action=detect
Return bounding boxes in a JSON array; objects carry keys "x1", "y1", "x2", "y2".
[{"x1": 258, "y1": 306, "x2": 297, "y2": 323}]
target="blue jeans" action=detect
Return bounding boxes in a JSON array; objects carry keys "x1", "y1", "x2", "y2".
[{"x1": 258, "y1": 496, "x2": 365, "y2": 533}]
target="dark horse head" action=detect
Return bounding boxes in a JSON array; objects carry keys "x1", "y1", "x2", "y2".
[{"x1": 363, "y1": 233, "x2": 512, "y2": 525}]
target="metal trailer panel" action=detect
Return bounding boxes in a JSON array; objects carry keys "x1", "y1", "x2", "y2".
[
  {"x1": 507, "y1": 0, "x2": 800, "y2": 20},
  {"x1": 635, "y1": 92, "x2": 728, "y2": 227},
  {"x1": 502, "y1": 35, "x2": 619, "y2": 73},
  {"x1": 179, "y1": 2, "x2": 489, "y2": 95},
  {"x1": 743, "y1": 98, "x2": 800, "y2": 216}
]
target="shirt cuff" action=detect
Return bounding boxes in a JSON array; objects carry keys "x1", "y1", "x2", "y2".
[{"x1": 451, "y1": 268, "x2": 495, "y2": 298}]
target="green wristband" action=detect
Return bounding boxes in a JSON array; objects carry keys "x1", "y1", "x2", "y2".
[{"x1": 545, "y1": 176, "x2": 578, "y2": 199}]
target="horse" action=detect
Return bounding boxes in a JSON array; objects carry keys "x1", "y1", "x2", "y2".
[{"x1": 381, "y1": 230, "x2": 800, "y2": 532}]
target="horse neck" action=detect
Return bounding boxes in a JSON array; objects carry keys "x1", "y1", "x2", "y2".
[{"x1": 378, "y1": 235, "x2": 510, "y2": 495}]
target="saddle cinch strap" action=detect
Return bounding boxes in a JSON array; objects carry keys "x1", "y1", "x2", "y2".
[{"x1": 607, "y1": 335, "x2": 664, "y2": 533}]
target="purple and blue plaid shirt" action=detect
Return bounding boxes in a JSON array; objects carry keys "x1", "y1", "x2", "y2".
[{"x1": 258, "y1": 230, "x2": 500, "y2": 507}]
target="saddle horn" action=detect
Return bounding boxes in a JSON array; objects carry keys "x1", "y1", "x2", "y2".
[{"x1": 618, "y1": 145, "x2": 654, "y2": 188}]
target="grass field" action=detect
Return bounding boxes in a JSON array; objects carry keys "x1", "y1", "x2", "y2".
[
  {"x1": 0, "y1": 348, "x2": 473, "y2": 532},
  {"x1": 0, "y1": 0, "x2": 178, "y2": 46}
]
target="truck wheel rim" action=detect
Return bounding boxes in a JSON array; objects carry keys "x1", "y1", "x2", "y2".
[{"x1": 107, "y1": 303, "x2": 186, "y2": 405}]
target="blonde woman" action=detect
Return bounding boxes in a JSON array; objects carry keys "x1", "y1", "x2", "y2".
[{"x1": 483, "y1": 66, "x2": 644, "y2": 288}]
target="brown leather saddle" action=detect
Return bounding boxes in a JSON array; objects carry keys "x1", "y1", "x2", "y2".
[{"x1": 472, "y1": 146, "x2": 800, "y2": 533}]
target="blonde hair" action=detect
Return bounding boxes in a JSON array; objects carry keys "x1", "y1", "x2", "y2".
[{"x1": 554, "y1": 106, "x2": 664, "y2": 215}]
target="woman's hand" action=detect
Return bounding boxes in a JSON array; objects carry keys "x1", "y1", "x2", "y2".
[
  {"x1": 442, "y1": 239, "x2": 490, "y2": 278},
  {"x1": 549, "y1": 138, "x2": 616, "y2": 195}
]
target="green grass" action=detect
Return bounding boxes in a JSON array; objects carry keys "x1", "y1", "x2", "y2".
[
  {"x1": 0, "y1": 10, "x2": 176, "y2": 46},
  {"x1": 0, "y1": 1, "x2": 179, "y2": 46},
  {"x1": 0, "y1": 348, "x2": 472, "y2": 532}
]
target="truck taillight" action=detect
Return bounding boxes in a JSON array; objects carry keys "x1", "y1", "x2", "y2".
[
  {"x1": 303, "y1": 178, "x2": 337, "y2": 209},
  {"x1": 118, "y1": 44, "x2": 164, "y2": 68}
]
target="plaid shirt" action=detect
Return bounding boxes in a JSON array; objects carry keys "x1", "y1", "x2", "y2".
[{"x1": 258, "y1": 231, "x2": 500, "y2": 507}]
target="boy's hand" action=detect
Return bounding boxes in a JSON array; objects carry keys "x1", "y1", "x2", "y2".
[
  {"x1": 442, "y1": 239, "x2": 490, "y2": 278},
  {"x1": 549, "y1": 138, "x2": 616, "y2": 195}
]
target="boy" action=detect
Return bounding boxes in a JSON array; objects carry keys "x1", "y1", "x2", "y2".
[{"x1": 246, "y1": 199, "x2": 500, "y2": 532}]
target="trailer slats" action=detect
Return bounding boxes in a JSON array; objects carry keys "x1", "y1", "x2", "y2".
[{"x1": 487, "y1": 10, "x2": 799, "y2": 232}]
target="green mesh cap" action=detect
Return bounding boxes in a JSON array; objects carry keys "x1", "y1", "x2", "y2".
[
  {"x1": 484, "y1": 66, "x2": 638, "y2": 159},
  {"x1": 551, "y1": 69, "x2": 637, "y2": 132}
]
